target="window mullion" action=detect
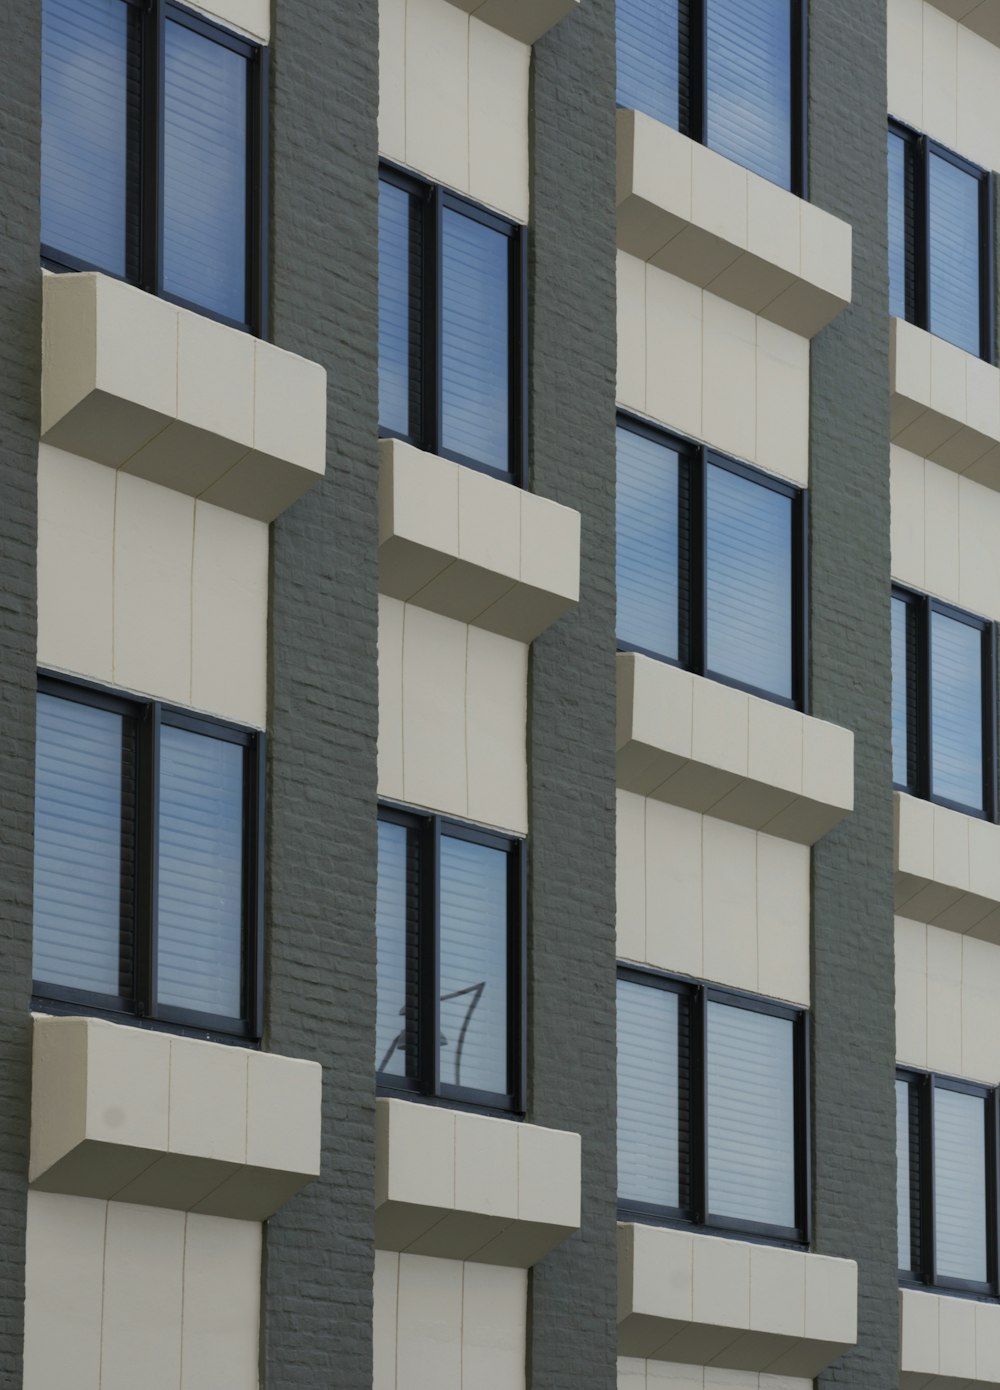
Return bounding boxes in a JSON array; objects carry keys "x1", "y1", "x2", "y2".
[
  {"x1": 692, "y1": 986, "x2": 708, "y2": 1224},
  {"x1": 140, "y1": 0, "x2": 164, "y2": 296},
  {"x1": 424, "y1": 817, "x2": 442, "y2": 1096},
  {"x1": 688, "y1": 0, "x2": 707, "y2": 146},
  {"x1": 916, "y1": 137, "x2": 931, "y2": 334},
  {"x1": 690, "y1": 448, "x2": 708, "y2": 679},
  {"x1": 923, "y1": 1076, "x2": 937, "y2": 1286},
  {"x1": 136, "y1": 701, "x2": 161, "y2": 1020},
  {"x1": 425, "y1": 187, "x2": 444, "y2": 458},
  {"x1": 918, "y1": 598, "x2": 933, "y2": 802}
]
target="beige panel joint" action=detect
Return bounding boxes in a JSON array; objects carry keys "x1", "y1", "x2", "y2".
[{"x1": 443, "y1": 0, "x2": 579, "y2": 45}]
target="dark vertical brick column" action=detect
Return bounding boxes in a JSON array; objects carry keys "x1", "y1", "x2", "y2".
[
  {"x1": 262, "y1": 0, "x2": 380, "y2": 1383},
  {"x1": 0, "y1": 0, "x2": 41, "y2": 1379},
  {"x1": 525, "y1": 4, "x2": 619, "y2": 1386},
  {"x1": 808, "y1": 3, "x2": 897, "y2": 1386}
]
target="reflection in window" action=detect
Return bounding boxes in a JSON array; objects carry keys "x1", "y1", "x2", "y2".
[
  {"x1": 617, "y1": 427, "x2": 683, "y2": 663},
  {"x1": 378, "y1": 179, "x2": 421, "y2": 442},
  {"x1": 934, "y1": 1087, "x2": 988, "y2": 1284},
  {"x1": 616, "y1": 0, "x2": 687, "y2": 130},
  {"x1": 705, "y1": 0, "x2": 792, "y2": 189},
  {"x1": 617, "y1": 979, "x2": 684, "y2": 1211},
  {"x1": 928, "y1": 153, "x2": 983, "y2": 357}
]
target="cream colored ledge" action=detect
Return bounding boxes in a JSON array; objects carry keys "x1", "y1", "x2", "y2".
[
  {"x1": 443, "y1": 0, "x2": 578, "y2": 44},
  {"x1": 901, "y1": 1286, "x2": 1000, "y2": 1387},
  {"x1": 616, "y1": 653, "x2": 854, "y2": 845},
  {"x1": 618, "y1": 1223, "x2": 858, "y2": 1375},
  {"x1": 41, "y1": 272, "x2": 327, "y2": 523},
  {"x1": 30, "y1": 1015, "x2": 322, "y2": 1221},
  {"x1": 891, "y1": 317, "x2": 1000, "y2": 488},
  {"x1": 895, "y1": 792, "x2": 1000, "y2": 941},
  {"x1": 925, "y1": 0, "x2": 1000, "y2": 44},
  {"x1": 375, "y1": 1097, "x2": 581, "y2": 1266},
  {"x1": 378, "y1": 438, "x2": 581, "y2": 642},
  {"x1": 616, "y1": 108, "x2": 852, "y2": 339}
]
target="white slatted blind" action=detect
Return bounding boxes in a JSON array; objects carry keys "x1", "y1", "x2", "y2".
[
  {"x1": 617, "y1": 980, "x2": 683, "y2": 1210},
  {"x1": 379, "y1": 180, "x2": 419, "y2": 439},
  {"x1": 934, "y1": 1087, "x2": 987, "y2": 1283},
  {"x1": 705, "y1": 0, "x2": 793, "y2": 189},
  {"x1": 375, "y1": 820, "x2": 419, "y2": 1078},
  {"x1": 616, "y1": 0, "x2": 686, "y2": 129},
  {"x1": 616, "y1": 427, "x2": 683, "y2": 661},
  {"x1": 930, "y1": 611, "x2": 984, "y2": 812},
  {"x1": 928, "y1": 153, "x2": 982, "y2": 357}
]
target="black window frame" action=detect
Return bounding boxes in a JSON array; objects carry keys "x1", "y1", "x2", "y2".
[
  {"x1": 378, "y1": 161, "x2": 528, "y2": 488},
  {"x1": 617, "y1": 965, "x2": 811, "y2": 1247},
  {"x1": 32, "y1": 672, "x2": 265, "y2": 1043},
  {"x1": 41, "y1": 0, "x2": 269, "y2": 337},
  {"x1": 888, "y1": 118, "x2": 994, "y2": 363},
  {"x1": 616, "y1": 0, "x2": 808, "y2": 197},
  {"x1": 897, "y1": 1067, "x2": 1000, "y2": 1299},
  {"x1": 892, "y1": 585, "x2": 997, "y2": 821},
  {"x1": 376, "y1": 803, "x2": 526, "y2": 1117},
  {"x1": 616, "y1": 412, "x2": 809, "y2": 712}
]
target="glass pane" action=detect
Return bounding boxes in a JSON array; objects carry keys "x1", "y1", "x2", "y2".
[
  {"x1": 706, "y1": 464, "x2": 793, "y2": 700},
  {"x1": 616, "y1": 427, "x2": 684, "y2": 661},
  {"x1": 440, "y1": 207, "x2": 510, "y2": 474},
  {"x1": 375, "y1": 820, "x2": 420, "y2": 1079},
  {"x1": 379, "y1": 180, "x2": 422, "y2": 439},
  {"x1": 438, "y1": 836, "x2": 509, "y2": 1096},
  {"x1": 892, "y1": 596, "x2": 917, "y2": 789},
  {"x1": 706, "y1": 0, "x2": 793, "y2": 189},
  {"x1": 888, "y1": 129, "x2": 914, "y2": 322},
  {"x1": 157, "y1": 725, "x2": 244, "y2": 1020},
  {"x1": 33, "y1": 694, "x2": 133, "y2": 998},
  {"x1": 617, "y1": 980, "x2": 685, "y2": 1211},
  {"x1": 42, "y1": 0, "x2": 137, "y2": 276},
  {"x1": 934, "y1": 1087, "x2": 988, "y2": 1284},
  {"x1": 931, "y1": 611, "x2": 984, "y2": 812},
  {"x1": 707, "y1": 1002, "x2": 796, "y2": 1229},
  {"x1": 616, "y1": 0, "x2": 687, "y2": 131},
  {"x1": 929, "y1": 153, "x2": 983, "y2": 357},
  {"x1": 162, "y1": 19, "x2": 248, "y2": 322},
  {"x1": 896, "y1": 1078, "x2": 912, "y2": 1272}
]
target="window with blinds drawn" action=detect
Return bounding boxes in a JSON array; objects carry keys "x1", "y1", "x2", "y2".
[
  {"x1": 891, "y1": 587, "x2": 995, "y2": 820},
  {"x1": 896, "y1": 1069, "x2": 997, "y2": 1296},
  {"x1": 616, "y1": 416, "x2": 806, "y2": 709},
  {"x1": 41, "y1": 0, "x2": 265, "y2": 333},
  {"x1": 377, "y1": 166, "x2": 526, "y2": 485},
  {"x1": 32, "y1": 677, "x2": 263, "y2": 1040},
  {"x1": 888, "y1": 122, "x2": 992, "y2": 361},
  {"x1": 616, "y1": 0, "x2": 804, "y2": 193},
  {"x1": 617, "y1": 968, "x2": 808, "y2": 1243},
  {"x1": 376, "y1": 807, "x2": 524, "y2": 1113}
]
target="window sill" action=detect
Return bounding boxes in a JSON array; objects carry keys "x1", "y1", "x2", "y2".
[
  {"x1": 442, "y1": 0, "x2": 578, "y2": 45},
  {"x1": 895, "y1": 791, "x2": 1000, "y2": 940},
  {"x1": 616, "y1": 109, "x2": 852, "y2": 339},
  {"x1": 616, "y1": 653, "x2": 854, "y2": 845},
  {"x1": 618, "y1": 1222, "x2": 857, "y2": 1374},
  {"x1": 375, "y1": 1097, "x2": 581, "y2": 1266},
  {"x1": 925, "y1": 0, "x2": 1000, "y2": 46},
  {"x1": 378, "y1": 437, "x2": 580, "y2": 642},
  {"x1": 41, "y1": 271, "x2": 327, "y2": 523},
  {"x1": 901, "y1": 1285, "x2": 1000, "y2": 1386},
  {"x1": 29, "y1": 1014, "x2": 321, "y2": 1221},
  {"x1": 891, "y1": 317, "x2": 1000, "y2": 488}
]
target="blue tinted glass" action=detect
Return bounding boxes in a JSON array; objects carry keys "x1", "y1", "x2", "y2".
[
  {"x1": 706, "y1": 464, "x2": 793, "y2": 700},
  {"x1": 617, "y1": 980, "x2": 682, "y2": 1210},
  {"x1": 929, "y1": 153, "x2": 982, "y2": 356},
  {"x1": 162, "y1": 19, "x2": 248, "y2": 322},
  {"x1": 931, "y1": 610, "x2": 984, "y2": 812},
  {"x1": 934, "y1": 1087, "x2": 987, "y2": 1283},
  {"x1": 888, "y1": 130, "x2": 910, "y2": 322},
  {"x1": 892, "y1": 596, "x2": 914, "y2": 788},
  {"x1": 617, "y1": 427, "x2": 682, "y2": 660},
  {"x1": 441, "y1": 208, "x2": 510, "y2": 473},
  {"x1": 706, "y1": 0, "x2": 792, "y2": 189},
  {"x1": 379, "y1": 180, "x2": 420, "y2": 439},
  {"x1": 42, "y1": 0, "x2": 134, "y2": 275},
  {"x1": 616, "y1": 0, "x2": 685, "y2": 129},
  {"x1": 438, "y1": 836, "x2": 508, "y2": 1096},
  {"x1": 157, "y1": 726, "x2": 244, "y2": 1019},
  {"x1": 896, "y1": 1079, "x2": 912, "y2": 1272},
  {"x1": 33, "y1": 694, "x2": 130, "y2": 997},
  {"x1": 375, "y1": 820, "x2": 417, "y2": 1079}
]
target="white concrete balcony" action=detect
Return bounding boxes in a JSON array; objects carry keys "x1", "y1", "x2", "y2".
[
  {"x1": 895, "y1": 791, "x2": 1000, "y2": 942},
  {"x1": 616, "y1": 109, "x2": 852, "y2": 339},
  {"x1": 443, "y1": 0, "x2": 577, "y2": 44},
  {"x1": 901, "y1": 1286, "x2": 1000, "y2": 1387}
]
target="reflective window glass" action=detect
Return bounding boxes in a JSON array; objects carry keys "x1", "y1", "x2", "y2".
[
  {"x1": 375, "y1": 820, "x2": 419, "y2": 1080},
  {"x1": 616, "y1": 427, "x2": 684, "y2": 662},
  {"x1": 706, "y1": 0, "x2": 793, "y2": 189},
  {"x1": 929, "y1": 152, "x2": 983, "y2": 357},
  {"x1": 934, "y1": 1087, "x2": 988, "y2": 1284},
  {"x1": 379, "y1": 180, "x2": 421, "y2": 441},
  {"x1": 930, "y1": 611, "x2": 984, "y2": 813},
  {"x1": 617, "y1": 980, "x2": 684, "y2": 1211},
  {"x1": 616, "y1": 0, "x2": 687, "y2": 130}
]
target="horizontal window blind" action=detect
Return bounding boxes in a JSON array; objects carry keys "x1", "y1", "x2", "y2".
[
  {"x1": 928, "y1": 153, "x2": 982, "y2": 358},
  {"x1": 42, "y1": 0, "x2": 136, "y2": 276},
  {"x1": 888, "y1": 130, "x2": 914, "y2": 323},
  {"x1": 891, "y1": 596, "x2": 918, "y2": 789},
  {"x1": 616, "y1": 0, "x2": 686, "y2": 130},
  {"x1": 896, "y1": 1078, "x2": 914, "y2": 1272},
  {"x1": 156, "y1": 725, "x2": 244, "y2": 1021},
  {"x1": 375, "y1": 819, "x2": 420, "y2": 1079},
  {"x1": 705, "y1": 0, "x2": 792, "y2": 190},
  {"x1": 379, "y1": 180, "x2": 421, "y2": 441},
  {"x1": 162, "y1": 18, "x2": 248, "y2": 323},
  {"x1": 930, "y1": 611, "x2": 984, "y2": 812},
  {"x1": 617, "y1": 980, "x2": 686, "y2": 1211},
  {"x1": 34, "y1": 694, "x2": 133, "y2": 998},
  {"x1": 616, "y1": 427, "x2": 684, "y2": 662},
  {"x1": 438, "y1": 835, "x2": 508, "y2": 1097},
  {"x1": 934, "y1": 1087, "x2": 988, "y2": 1284},
  {"x1": 706, "y1": 1001, "x2": 795, "y2": 1229}
]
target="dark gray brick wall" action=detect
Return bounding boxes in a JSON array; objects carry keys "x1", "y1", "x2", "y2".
[
  {"x1": 808, "y1": 2, "x2": 898, "y2": 1386},
  {"x1": 0, "y1": 0, "x2": 40, "y2": 1379},
  {"x1": 525, "y1": 4, "x2": 620, "y2": 1386},
  {"x1": 262, "y1": 0, "x2": 380, "y2": 1382}
]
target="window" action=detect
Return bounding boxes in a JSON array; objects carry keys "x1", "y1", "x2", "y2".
[
  {"x1": 888, "y1": 122, "x2": 993, "y2": 360},
  {"x1": 378, "y1": 165, "x2": 527, "y2": 485},
  {"x1": 616, "y1": 416, "x2": 807, "y2": 708},
  {"x1": 617, "y1": 968, "x2": 809, "y2": 1243},
  {"x1": 897, "y1": 1069, "x2": 998, "y2": 1296},
  {"x1": 892, "y1": 587, "x2": 996, "y2": 820},
  {"x1": 616, "y1": 0, "x2": 805, "y2": 193},
  {"x1": 375, "y1": 806, "x2": 525, "y2": 1113},
  {"x1": 32, "y1": 676, "x2": 264, "y2": 1039},
  {"x1": 41, "y1": 0, "x2": 267, "y2": 333}
]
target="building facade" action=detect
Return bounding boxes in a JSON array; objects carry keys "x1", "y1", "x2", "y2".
[{"x1": 2, "y1": 0, "x2": 999, "y2": 1386}]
